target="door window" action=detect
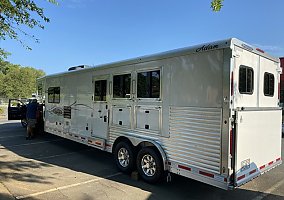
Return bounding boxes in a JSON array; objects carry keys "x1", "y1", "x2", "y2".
[
  {"x1": 113, "y1": 74, "x2": 131, "y2": 98},
  {"x1": 37, "y1": 83, "x2": 43, "y2": 96},
  {"x1": 137, "y1": 70, "x2": 160, "y2": 98},
  {"x1": 94, "y1": 80, "x2": 107, "y2": 101}
]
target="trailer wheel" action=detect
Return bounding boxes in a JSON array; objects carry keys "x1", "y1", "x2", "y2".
[
  {"x1": 137, "y1": 147, "x2": 164, "y2": 183},
  {"x1": 114, "y1": 141, "x2": 135, "y2": 173}
]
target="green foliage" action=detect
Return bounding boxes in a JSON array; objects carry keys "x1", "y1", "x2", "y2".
[
  {"x1": 211, "y1": 0, "x2": 224, "y2": 12},
  {"x1": 0, "y1": 60, "x2": 45, "y2": 98},
  {"x1": 0, "y1": 49, "x2": 11, "y2": 60},
  {"x1": 0, "y1": 0, "x2": 57, "y2": 60},
  {"x1": 0, "y1": 107, "x2": 4, "y2": 115}
]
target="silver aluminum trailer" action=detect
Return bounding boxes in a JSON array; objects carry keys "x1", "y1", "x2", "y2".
[{"x1": 36, "y1": 38, "x2": 282, "y2": 189}]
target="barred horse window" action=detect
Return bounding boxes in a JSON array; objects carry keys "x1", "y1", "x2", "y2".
[
  {"x1": 264, "y1": 72, "x2": 274, "y2": 97},
  {"x1": 239, "y1": 66, "x2": 254, "y2": 94}
]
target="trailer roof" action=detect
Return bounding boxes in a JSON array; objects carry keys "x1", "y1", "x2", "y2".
[{"x1": 39, "y1": 38, "x2": 279, "y2": 80}]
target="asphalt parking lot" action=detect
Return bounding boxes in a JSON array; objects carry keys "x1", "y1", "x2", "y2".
[{"x1": 0, "y1": 119, "x2": 283, "y2": 200}]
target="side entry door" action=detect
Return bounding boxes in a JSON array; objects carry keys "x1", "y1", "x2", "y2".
[
  {"x1": 92, "y1": 75, "x2": 110, "y2": 139},
  {"x1": 8, "y1": 99, "x2": 26, "y2": 120}
]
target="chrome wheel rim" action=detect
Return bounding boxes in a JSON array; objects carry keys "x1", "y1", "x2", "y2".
[
  {"x1": 141, "y1": 154, "x2": 156, "y2": 176},
  {"x1": 118, "y1": 147, "x2": 130, "y2": 167}
]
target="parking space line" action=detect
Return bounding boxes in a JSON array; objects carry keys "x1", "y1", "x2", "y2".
[
  {"x1": 15, "y1": 172, "x2": 122, "y2": 199},
  {"x1": 35, "y1": 149, "x2": 93, "y2": 160},
  {"x1": 0, "y1": 139, "x2": 64, "y2": 149},
  {"x1": 252, "y1": 179, "x2": 284, "y2": 200}
]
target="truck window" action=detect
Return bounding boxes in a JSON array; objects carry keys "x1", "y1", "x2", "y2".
[
  {"x1": 137, "y1": 70, "x2": 160, "y2": 98},
  {"x1": 48, "y1": 87, "x2": 60, "y2": 103},
  {"x1": 264, "y1": 72, "x2": 274, "y2": 97},
  {"x1": 113, "y1": 74, "x2": 131, "y2": 98},
  {"x1": 94, "y1": 80, "x2": 107, "y2": 101},
  {"x1": 239, "y1": 66, "x2": 254, "y2": 94}
]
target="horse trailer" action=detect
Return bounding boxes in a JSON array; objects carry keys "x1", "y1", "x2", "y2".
[{"x1": 35, "y1": 38, "x2": 282, "y2": 189}]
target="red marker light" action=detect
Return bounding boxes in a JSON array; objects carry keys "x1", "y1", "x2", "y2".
[{"x1": 256, "y1": 48, "x2": 265, "y2": 53}]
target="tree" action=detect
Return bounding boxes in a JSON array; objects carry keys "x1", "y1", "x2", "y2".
[
  {"x1": 0, "y1": 60, "x2": 45, "y2": 98},
  {"x1": 211, "y1": 0, "x2": 224, "y2": 12},
  {"x1": 0, "y1": 0, "x2": 57, "y2": 60}
]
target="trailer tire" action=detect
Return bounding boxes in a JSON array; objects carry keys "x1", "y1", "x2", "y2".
[
  {"x1": 114, "y1": 141, "x2": 135, "y2": 173},
  {"x1": 136, "y1": 147, "x2": 164, "y2": 183}
]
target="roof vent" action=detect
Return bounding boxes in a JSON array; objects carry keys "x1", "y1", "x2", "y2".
[{"x1": 68, "y1": 65, "x2": 87, "y2": 71}]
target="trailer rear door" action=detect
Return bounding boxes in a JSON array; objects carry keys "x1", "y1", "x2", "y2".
[
  {"x1": 233, "y1": 47, "x2": 282, "y2": 186},
  {"x1": 234, "y1": 108, "x2": 282, "y2": 186}
]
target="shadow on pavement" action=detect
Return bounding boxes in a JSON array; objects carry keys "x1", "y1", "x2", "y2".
[
  {"x1": 0, "y1": 158, "x2": 53, "y2": 184},
  {"x1": 0, "y1": 193, "x2": 15, "y2": 200},
  {"x1": 0, "y1": 121, "x2": 283, "y2": 200}
]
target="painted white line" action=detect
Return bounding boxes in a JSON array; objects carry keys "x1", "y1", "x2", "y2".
[
  {"x1": 0, "y1": 139, "x2": 64, "y2": 149},
  {"x1": 36, "y1": 149, "x2": 93, "y2": 160},
  {"x1": 252, "y1": 179, "x2": 284, "y2": 200},
  {"x1": 15, "y1": 172, "x2": 122, "y2": 199}
]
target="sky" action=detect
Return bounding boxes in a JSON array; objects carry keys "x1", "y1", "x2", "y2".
[{"x1": 1, "y1": 0, "x2": 284, "y2": 75}]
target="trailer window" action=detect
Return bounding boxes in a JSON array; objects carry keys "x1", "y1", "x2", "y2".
[
  {"x1": 264, "y1": 72, "x2": 274, "y2": 97},
  {"x1": 37, "y1": 83, "x2": 43, "y2": 96},
  {"x1": 48, "y1": 87, "x2": 60, "y2": 103},
  {"x1": 137, "y1": 70, "x2": 160, "y2": 98},
  {"x1": 113, "y1": 74, "x2": 131, "y2": 98},
  {"x1": 239, "y1": 66, "x2": 254, "y2": 94},
  {"x1": 94, "y1": 80, "x2": 107, "y2": 101}
]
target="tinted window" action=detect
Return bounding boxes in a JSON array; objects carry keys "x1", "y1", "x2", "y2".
[
  {"x1": 94, "y1": 80, "x2": 107, "y2": 101},
  {"x1": 48, "y1": 87, "x2": 60, "y2": 103},
  {"x1": 137, "y1": 70, "x2": 160, "y2": 98},
  {"x1": 113, "y1": 74, "x2": 131, "y2": 98},
  {"x1": 264, "y1": 72, "x2": 274, "y2": 97},
  {"x1": 37, "y1": 84, "x2": 43, "y2": 96},
  {"x1": 54, "y1": 87, "x2": 60, "y2": 103},
  {"x1": 239, "y1": 66, "x2": 254, "y2": 94}
]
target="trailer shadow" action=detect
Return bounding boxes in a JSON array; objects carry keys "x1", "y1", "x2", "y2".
[{"x1": 0, "y1": 121, "x2": 283, "y2": 200}]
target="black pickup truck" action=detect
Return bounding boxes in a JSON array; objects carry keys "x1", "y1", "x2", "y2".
[{"x1": 8, "y1": 99, "x2": 28, "y2": 127}]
